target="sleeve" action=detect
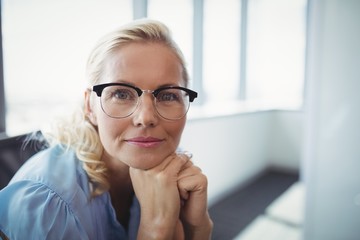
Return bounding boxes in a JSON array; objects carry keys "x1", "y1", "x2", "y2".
[{"x1": 0, "y1": 180, "x2": 89, "y2": 240}]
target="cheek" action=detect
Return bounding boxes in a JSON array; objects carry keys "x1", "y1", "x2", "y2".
[
  {"x1": 168, "y1": 119, "x2": 186, "y2": 145},
  {"x1": 97, "y1": 115, "x2": 127, "y2": 148},
  {"x1": 92, "y1": 99, "x2": 124, "y2": 135}
]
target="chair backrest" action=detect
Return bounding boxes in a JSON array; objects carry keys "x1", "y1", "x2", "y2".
[{"x1": 0, "y1": 131, "x2": 48, "y2": 189}]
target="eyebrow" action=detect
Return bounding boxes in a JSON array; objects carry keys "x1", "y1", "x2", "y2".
[{"x1": 113, "y1": 79, "x2": 181, "y2": 89}]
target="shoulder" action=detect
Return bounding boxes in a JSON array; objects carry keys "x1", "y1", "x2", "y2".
[
  {"x1": 0, "y1": 180, "x2": 90, "y2": 238},
  {"x1": 6, "y1": 144, "x2": 92, "y2": 211},
  {"x1": 0, "y1": 145, "x2": 95, "y2": 238},
  {"x1": 10, "y1": 145, "x2": 90, "y2": 199}
]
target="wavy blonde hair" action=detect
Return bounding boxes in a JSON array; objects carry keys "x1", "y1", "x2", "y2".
[{"x1": 48, "y1": 19, "x2": 189, "y2": 197}]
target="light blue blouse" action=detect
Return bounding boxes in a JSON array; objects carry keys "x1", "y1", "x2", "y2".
[{"x1": 0, "y1": 145, "x2": 140, "y2": 239}]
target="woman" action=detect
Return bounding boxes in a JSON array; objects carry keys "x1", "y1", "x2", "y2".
[{"x1": 0, "y1": 19, "x2": 213, "y2": 239}]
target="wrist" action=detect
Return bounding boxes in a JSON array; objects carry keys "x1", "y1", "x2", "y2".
[
  {"x1": 183, "y1": 214, "x2": 213, "y2": 240},
  {"x1": 137, "y1": 216, "x2": 178, "y2": 240}
]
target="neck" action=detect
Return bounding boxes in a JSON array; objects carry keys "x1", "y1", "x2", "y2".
[
  {"x1": 103, "y1": 156, "x2": 135, "y2": 227},
  {"x1": 102, "y1": 151, "x2": 132, "y2": 187}
]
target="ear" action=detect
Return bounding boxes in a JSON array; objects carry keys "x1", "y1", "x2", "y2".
[{"x1": 84, "y1": 89, "x2": 98, "y2": 126}]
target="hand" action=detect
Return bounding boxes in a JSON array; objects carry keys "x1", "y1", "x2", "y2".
[
  {"x1": 177, "y1": 158, "x2": 213, "y2": 239},
  {"x1": 129, "y1": 153, "x2": 189, "y2": 239}
]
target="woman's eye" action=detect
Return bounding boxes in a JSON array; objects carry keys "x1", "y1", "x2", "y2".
[
  {"x1": 114, "y1": 90, "x2": 129, "y2": 99},
  {"x1": 157, "y1": 91, "x2": 180, "y2": 102},
  {"x1": 111, "y1": 88, "x2": 136, "y2": 101}
]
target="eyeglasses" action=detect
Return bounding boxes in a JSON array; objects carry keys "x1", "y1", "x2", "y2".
[{"x1": 92, "y1": 83, "x2": 198, "y2": 120}]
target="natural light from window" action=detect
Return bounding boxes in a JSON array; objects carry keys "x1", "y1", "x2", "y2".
[
  {"x1": 203, "y1": 0, "x2": 241, "y2": 104},
  {"x1": 2, "y1": 0, "x2": 132, "y2": 135},
  {"x1": 2, "y1": 0, "x2": 307, "y2": 136},
  {"x1": 148, "y1": 0, "x2": 193, "y2": 87},
  {"x1": 246, "y1": 0, "x2": 306, "y2": 107}
]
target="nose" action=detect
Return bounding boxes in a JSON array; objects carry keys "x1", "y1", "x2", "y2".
[{"x1": 132, "y1": 92, "x2": 159, "y2": 127}]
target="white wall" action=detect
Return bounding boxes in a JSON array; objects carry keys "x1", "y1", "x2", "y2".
[
  {"x1": 267, "y1": 110, "x2": 304, "y2": 171},
  {"x1": 181, "y1": 109, "x2": 303, "y2": 205},
  {"x1": 303, "y1": 0, "x2": 360, "y2": 239}
]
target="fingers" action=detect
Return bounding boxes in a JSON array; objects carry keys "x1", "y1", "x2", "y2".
[
  {"x1": 164, "y1": 153, "x2": 191, "y2": 176},
  {"x1": 176, "y1": 150, "x2": 193, "y2": 160},
  {"x1": 129, "y1": 152, "x2": 194, "y2": 204},
  {"x1": 177, "y1": 165, "x2": 207, "y2": 197},
  {"x1": 129, "y1": 151, "x2": 211, "y2": 238},
  {"x1": 147, "y1": 152, "x2": 191, "y2": 174},
  {"x1": 129, "y1": 154, "x2": 187, "y2": 227},
  {"x1": 177, "y1": 160, "x2": 210, "y2": 229}
]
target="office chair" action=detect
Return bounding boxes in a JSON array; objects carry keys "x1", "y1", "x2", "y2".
[{"x1": 0, "y1": 131, "x2": 48, "y2": 189}]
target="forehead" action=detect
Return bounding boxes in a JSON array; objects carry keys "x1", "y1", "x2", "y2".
[{"x1": 101, "y1": 42, "x2": 184, "y2": 88}]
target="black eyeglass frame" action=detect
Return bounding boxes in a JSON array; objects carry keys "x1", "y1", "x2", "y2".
[
  {"x1": 92, "y1": 83, "x2": 198, "y2": 120},
  {"x1": 93, "y1": 83, "x2": 198, "y2": 102}
]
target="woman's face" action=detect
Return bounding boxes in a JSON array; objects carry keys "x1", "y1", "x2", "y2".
[{"x1": 86, "y1": 42, "x2": 186, "y2": 170}]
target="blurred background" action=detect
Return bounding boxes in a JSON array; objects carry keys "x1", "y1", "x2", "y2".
[{"x1": 0, "y1": 0, "x2": 359, "y2": 239}]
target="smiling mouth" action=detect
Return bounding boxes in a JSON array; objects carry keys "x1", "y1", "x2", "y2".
[{"x1": 125, "y1": 137, "x2": 164, "y2": 148}]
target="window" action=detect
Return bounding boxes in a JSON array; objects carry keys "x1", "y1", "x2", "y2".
[
  {"x1": 2, "y1": 0, "x2": 132, "y2": 135},
  {"x1": 203, "y1": 0, "x2": 241, "y2": 104},
  {"x1": 246, "y1": 0, "x2": 306, "y2": 107},
  {"x1": 147, "y1": 0, "x2": 193, "y2": 86},
  {"x1": 1, "y1": 0, "x2": 307, "y2": 136}
]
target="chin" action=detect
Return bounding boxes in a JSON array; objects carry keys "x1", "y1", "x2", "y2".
[{"x1": 126, "y1": 153, "x2": 167, "y2": 170}]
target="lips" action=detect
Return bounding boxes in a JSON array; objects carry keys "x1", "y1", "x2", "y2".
[{"x1": 125, "y1": 136, "x2": 164, "y2": 148}]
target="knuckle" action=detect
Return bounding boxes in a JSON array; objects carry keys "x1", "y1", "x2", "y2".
[{"x1": 197, "y1": 173, "x2": 208, "y2": 187}]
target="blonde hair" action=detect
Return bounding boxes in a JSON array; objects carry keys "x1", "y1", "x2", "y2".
[{"x1": 48, "y1": 19, "x2": 189, "y2": 197}]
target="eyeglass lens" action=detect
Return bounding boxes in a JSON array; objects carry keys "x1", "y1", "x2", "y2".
[{"x1": 100, "y1": 85, "x2": 191, "y2": 120}]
